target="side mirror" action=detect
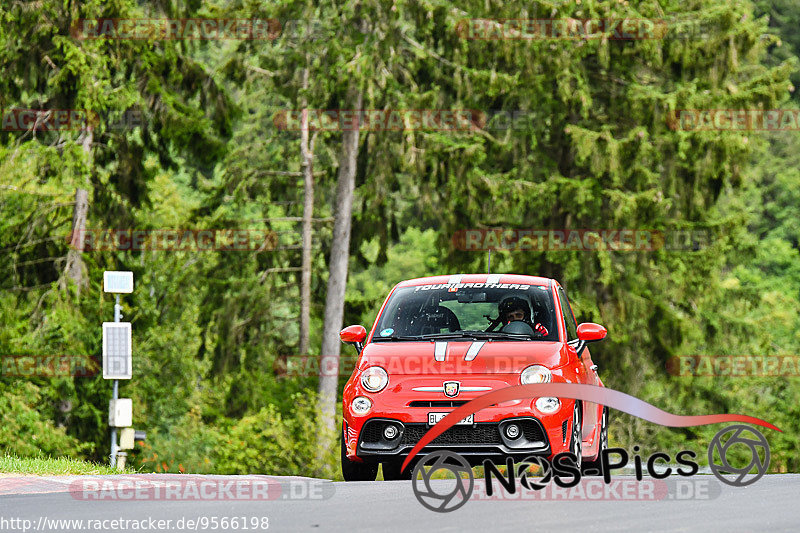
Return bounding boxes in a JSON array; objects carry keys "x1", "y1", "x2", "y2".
[
  {"x1": 340, "y1": 325, "x2": 367, "y2": 353},
  {"x1": 575, "y1": 322, "x2": 607, "y2": 357},
  {"x1": 577, "y1": 323, "x2": 607, "y2": 342}
]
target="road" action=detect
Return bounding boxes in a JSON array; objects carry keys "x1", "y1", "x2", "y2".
[{"x1": 1, "y1": 474, "x2": 798, "y2": 532}]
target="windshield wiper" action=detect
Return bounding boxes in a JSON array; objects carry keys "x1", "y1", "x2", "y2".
[
  {"x1": 372, "y1": 331, "x2": 539, "y2": 342},
  {"x1": 467, "y1": 331, "x2": 540, "y2": 341},
  {"x1": 371, "y1": 334, "x2": 426, "y2": 342},
  {"x1": 372, "y1": 332, "x2": 480, "y2": 342}
]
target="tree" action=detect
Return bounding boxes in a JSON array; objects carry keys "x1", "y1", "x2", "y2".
[
  {"x1": 299, "y1": 65, "x2": 317, "y2": 356},
  {"x1": 319, "y1": 87, "x2": 364, "y2": 437}
]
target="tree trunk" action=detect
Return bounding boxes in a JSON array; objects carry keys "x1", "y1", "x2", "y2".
[
  {"x1": 65, "y1": 187, "x2": 89, "y2": 295},
  {"x1": 299, "y1": 67, "x2": 315, "y2": 356},
  {"x1": 64, "y1": 127, "x2": 92, "y2": 297},
  {"x1": 318, "y1": 88, "x2": 363, "y2": 443}
]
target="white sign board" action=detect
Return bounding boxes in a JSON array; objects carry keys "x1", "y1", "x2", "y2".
[
  {"x1": 104, "y1": 271, "x2": 134, "y2": 293},
  {"x1": 102, "y1": 322, "x2": 132, "y2": 379},
  {"x1": 109, "y1": 398, "x2": 133, "y2": 427}
]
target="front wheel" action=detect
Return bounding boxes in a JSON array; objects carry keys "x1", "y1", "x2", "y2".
[
  {"x1": 569, "y1": 400, "x2": 583, "y2": 471},
  {"x1": 581, "y1": 407, "x2": 609, "y2": 476},
  {"x1": 341, "y1": 439, "x2": 378, "y2": 481}
]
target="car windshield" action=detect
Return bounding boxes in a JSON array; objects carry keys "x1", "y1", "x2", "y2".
[{"x1": 372, "y1": 282, "x2": 559, "y2": 342}]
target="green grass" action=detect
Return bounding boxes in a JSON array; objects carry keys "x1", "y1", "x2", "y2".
[{"x1": 0, "y1": 454, "x2": 134, "y2": 475}]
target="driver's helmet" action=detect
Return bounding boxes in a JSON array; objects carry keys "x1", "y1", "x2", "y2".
[{"x1": 498, "y1": 296, "x2": 531, "y2": 324}]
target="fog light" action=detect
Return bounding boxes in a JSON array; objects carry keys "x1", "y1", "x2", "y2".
[
  {"x1": 384, "y1": 425, "x2": 398, "y2": 439},
  {"x1": 351, "y1": 396, "x2": 372, "y2": 415},
  {"x1": 535, "y1": 397, "x2": 561, "y2": 414},
  {"x1": 505, "y1": 424, "x2": 520, "y2": 439}
]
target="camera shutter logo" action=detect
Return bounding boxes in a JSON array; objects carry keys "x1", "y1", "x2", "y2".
[
  {"x1": 708, "y1": 424, "x2": 770, "y2": 487},
  {"x1": 412, "y1": 451, "x2": 474, "y2": 513}
]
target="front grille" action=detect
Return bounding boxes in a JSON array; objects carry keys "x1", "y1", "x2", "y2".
[
  {"x1": 408, "y1": 400, "x2": 468, "y2": 408},
  {"x1": 362, "y1": 422, "x2": 385, "y2": 443},
  {"x1": 520, "y1": 420, "x2": 547, "y2": 442},
  {"x1": 358, "y1": 418, "x2": 549, "y2": 454},
  {"x1": 400, "y1": 424, "x2": 502, "y2": 445}
]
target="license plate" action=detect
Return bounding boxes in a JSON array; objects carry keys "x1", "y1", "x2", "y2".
[{"x1": 428, "y1": 412, "x2": 473, "y2": 426}]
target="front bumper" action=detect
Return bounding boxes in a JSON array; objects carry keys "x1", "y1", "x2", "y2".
[
  {"x1": 343, "y1": 371, "x2": 577, "y2": 462},
  {"x1": 355, "y1": 416, "x2": 552, "y2": 464}
]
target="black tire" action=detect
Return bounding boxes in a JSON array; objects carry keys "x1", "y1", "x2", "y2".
[
  {"x1": 341, "y1": 439, "x2": 378, "y2": 481},
  {"x1": 581, "y1": 407, "x2": 609, "y2": 477},
  {"x1": 569, "y1": 400, "x2": 583, "y2": 471},
  {"x1": 382, "y1": 460, "x2": 412, "y2": 481}
]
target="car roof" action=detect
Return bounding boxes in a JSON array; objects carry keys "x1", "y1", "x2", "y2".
[{"x1": 395, "y1": 274, "x2": 554, "y2": 287}]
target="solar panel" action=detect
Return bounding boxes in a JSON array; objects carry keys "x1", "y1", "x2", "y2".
[{"x1": 102, "y1": 322, "x2": 132, "y2": 379}]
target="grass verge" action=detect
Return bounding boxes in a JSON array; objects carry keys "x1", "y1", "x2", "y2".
[{"x1": 0, "y1": 454, "x2": 134, "y2": 475}]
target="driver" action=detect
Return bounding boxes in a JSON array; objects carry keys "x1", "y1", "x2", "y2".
[{"x1": 499, "y1": 296, "x2": 548, "y2": 336}]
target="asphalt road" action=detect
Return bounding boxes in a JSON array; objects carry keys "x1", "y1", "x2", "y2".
[{"x1": 1, "y1": 474, "x2": 798, "y2": 532}]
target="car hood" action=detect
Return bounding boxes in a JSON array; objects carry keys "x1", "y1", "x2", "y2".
[{"x1": 358, "y1": 339, "x2": 568, "y2": 375}]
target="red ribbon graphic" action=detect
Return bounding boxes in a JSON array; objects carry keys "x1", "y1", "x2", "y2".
[{"x1": 401, "y1": 383, "x2": 781, "y2": 472}]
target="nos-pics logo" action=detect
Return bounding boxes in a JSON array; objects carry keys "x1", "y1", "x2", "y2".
[{"x1": 412, "y1": 424, "x2": 770, "y2": 513}]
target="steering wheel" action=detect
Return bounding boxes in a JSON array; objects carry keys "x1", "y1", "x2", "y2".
[{"x1": 501, "y1": 320, "x2": 538, "y2": 336}]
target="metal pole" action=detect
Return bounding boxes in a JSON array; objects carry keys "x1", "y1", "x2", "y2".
[
  {"x1": 110, "y1": 294, "x2": 121, "y2": 467},
  {"x1": 110, "y1": 379, "x2": 118, "y2": 467}
]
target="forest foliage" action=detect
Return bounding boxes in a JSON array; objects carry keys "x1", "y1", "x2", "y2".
[{"x1": 0, "y1": 0, "x2": 798, "y2": 476}]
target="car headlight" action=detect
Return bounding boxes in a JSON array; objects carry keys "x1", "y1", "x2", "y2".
[
  {"x1": 361, "y1": 366, "x2": 389, "y2": 392},
  {"x1": 521, "y1": 365, "x2": 552, "y2": 385},
  {"x1": 351, "y1": 396, "x2": 372, "y2": 415},
  {"x1": 535, "y1": 397, "x2": 561, "y2": 414}
]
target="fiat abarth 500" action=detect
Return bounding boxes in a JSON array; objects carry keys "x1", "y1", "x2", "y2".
[{"x1": 339, "y1": 274, "x2": 609, "y2": 481}]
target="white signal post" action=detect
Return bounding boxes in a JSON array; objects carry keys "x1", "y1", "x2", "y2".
[{"x1": 103, "y1": 271, "x2": 134, "y2": 468}]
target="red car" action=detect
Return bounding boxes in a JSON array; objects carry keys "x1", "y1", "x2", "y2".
[{"x1": 339, "y1": 274, "x2": 609, "y2": 481}]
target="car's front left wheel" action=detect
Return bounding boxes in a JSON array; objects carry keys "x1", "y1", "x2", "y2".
[
  {"x1": 581, "y1": 406, "x2": 609, "y2": 476},
  {"x1": 569, "y1": 401, "x2": 582, "y2": 470},
  {"x1": 341, "y1": 439, "x2": 378, "y2": 481}
]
